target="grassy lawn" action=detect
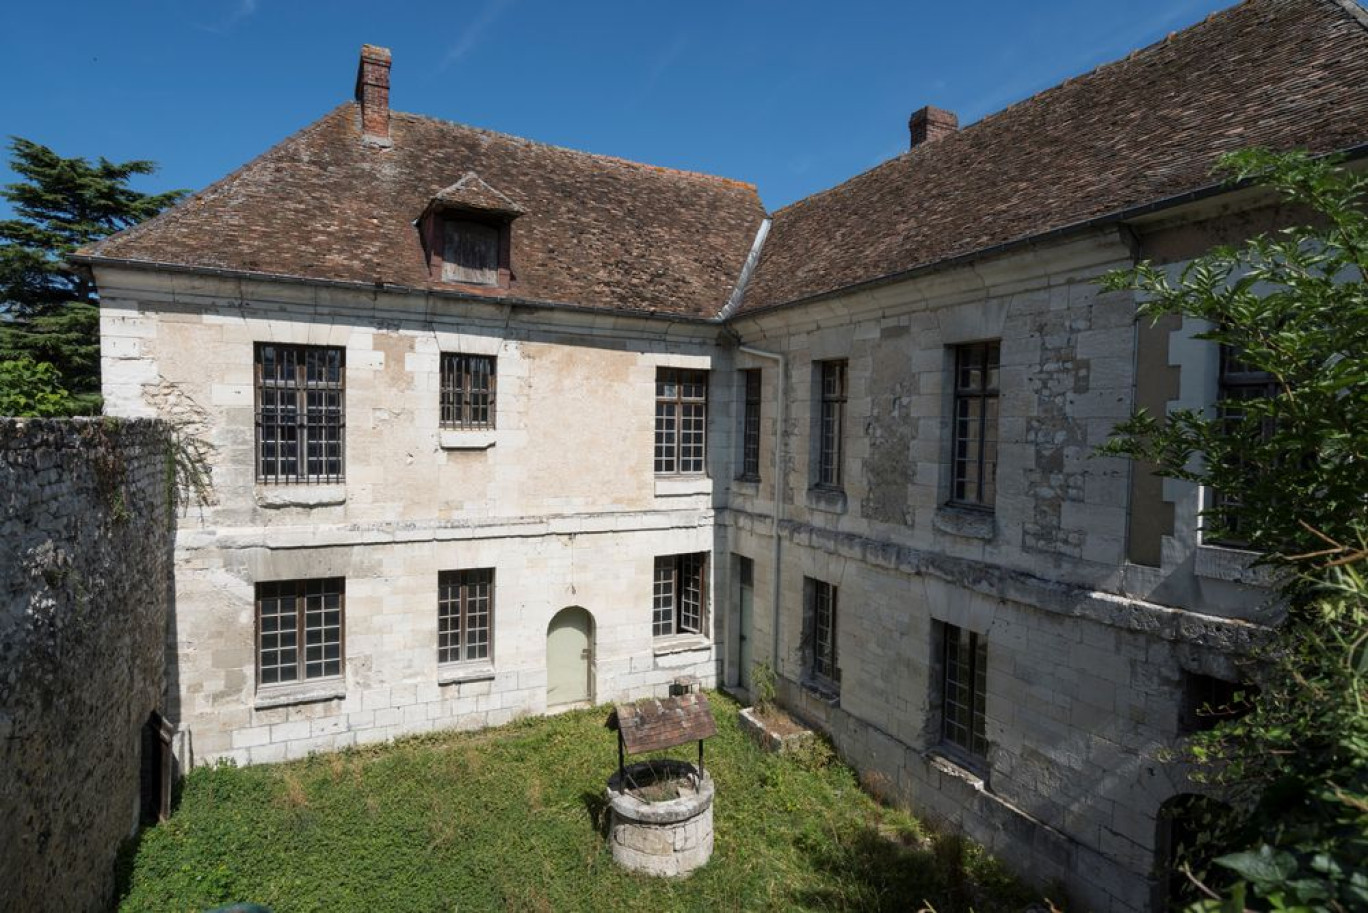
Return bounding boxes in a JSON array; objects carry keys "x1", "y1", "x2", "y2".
[{"x1": 117, "y1": 693, "x2": 1042, "y2": 912}]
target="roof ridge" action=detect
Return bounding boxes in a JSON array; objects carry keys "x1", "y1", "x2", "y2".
[
  {"x1": 83, "y1": 103, "x2": 355, "y2": 257},
  {"x1": 1325, "y1": 0, "x2": 1368, "y2": 29},
  {"x1": 392, "y1": 109, "x2": 757, "y2": 192},
  {"x1": 769, "y1": 0, "x2": 1276, "y2": 221}
]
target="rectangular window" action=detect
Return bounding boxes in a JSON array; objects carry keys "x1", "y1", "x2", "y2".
[
  {"x1": 808, "y1": 578, "x2": 839, "y2": 687},
  {"x1": 255, "y1": 343, "x2": 345, "y2": 484},
  {"x1": 256, "y1": 578, "x2": 344, "y2": 686},
  {"x1": 939, "y1": 622, "x2": 987, "y2": 758},
  {"x1": 652, "y1": 552, "x2": 707, "y2": 637},
  {"x1": 951, "y1": 342, "x2": 1000, "y2": 508},
  {"x1": 1210, "y1": 345, "x2": 1278, "y2": 545},
  {"x1": 438, "y1": 568, "x2": 494, "y2": 665},
  {"x1": 443, "y1": 219, "x2": 500, "y2": 286},
  {"x1": 816, "y1": 360, "x2": 847, "y2": 489},
  {"x1": 655, "y1": 368, "x2": 708, "y2": 475},
  {"x1": 740, "y1": 369, "x2": 762, "y2": 481},
  {"x1": 440, "y1": 353, "x2": 496, "y2": 430}
]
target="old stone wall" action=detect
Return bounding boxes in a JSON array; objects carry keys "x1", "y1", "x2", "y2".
[
  {"x1": 96, "y1": 269, "x2": 726, "y2": 769},
  {"x1": 0, "y1": 417, "x2": 173, "y2": 913}
]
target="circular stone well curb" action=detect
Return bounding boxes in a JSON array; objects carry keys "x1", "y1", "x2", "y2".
[{"x1": 606, "y1": 760, "x2": 714, "y2": 877}]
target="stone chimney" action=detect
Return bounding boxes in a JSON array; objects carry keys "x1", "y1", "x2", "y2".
[
  {"x1": 356, "y1": 45, "x2": 392, "y2": 146},
  {"x1": 908, "y1": 105, "x2": 958, "y2": 150}
]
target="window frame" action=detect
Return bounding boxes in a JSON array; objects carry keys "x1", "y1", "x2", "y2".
[
  {"x1": 440, "y1": 353, "x2": 497, "y2": 430},
  {"x1": 808, "y1": 578, "x2": 839, "y2": 690},
  {"x1": 938, "y1": 621, "x2": 988, "y2": 760},
  {"x1": 255, "y1": 577, "x2": 346, "y2": 688},
  {"x1": 438, "y1": 568, "x2": 495, "y2": 667},
  {"x1": 254, "y1": 343, "x2": 346, "y2": 485},
  {"x1": 654, "y1": 368, "x2": 709, "y2": 476},
  {"x1": 652, "y1": 552, "x2": 708, "y2": 638},
  {"x1": 1207, "y1": 344, "x2": 1279, "y2": 546},
  {"x1": 739, "y1": 368, "x2": 762, "y2": 481},
  {"x1": 815, "y1": 360, "x2": 847, "y2": 490},
  {"x1": 949, "y1": 342, "x2": 1000, "y2": 510}
]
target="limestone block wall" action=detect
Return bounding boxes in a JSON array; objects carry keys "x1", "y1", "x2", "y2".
[
  {"x1": 96, "y1": 268, "x2": 734, "y2": 766},
  {"x1": 0, "y1": 418, "x2": 173, "y2": 913},
  {"x1": 718, "y1": 227, "x2": 1268, "y2": 912}
]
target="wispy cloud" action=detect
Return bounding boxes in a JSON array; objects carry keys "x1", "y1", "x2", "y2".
[
  {"x1": 626, "y1": 33, "x2": 689, "y2": 108},
  {"x1": 196, "y1": 0, "x2": 259, "y2": 34},
  {"x1": 438, "y1": 0, "x2": 516, "y2": 72}
]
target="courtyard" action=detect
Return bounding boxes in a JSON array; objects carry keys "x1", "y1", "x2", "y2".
[{"x1": 115, "y1": 693, "x2": 1041, "y2": 912}]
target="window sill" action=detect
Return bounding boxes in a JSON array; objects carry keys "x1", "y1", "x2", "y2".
[
  {"x1": 439, "y1": 430, "x2": 496, "y2": 451},
  {"x1": 805, "y1": 486, "x2": 847, "y2": 514},
  {"x1": 927, "y1": 748, "x2": 988, "y2": 788},
  {"x1": 654, "y1": 475, "x2": 712, "y2": 498},
  {"x1": 1194, "y1": 543, "x2": 1276, "y2": 586},
  {"x1": 255, "y1": 485, "x2": 347, "y2": 508},
  {"x1": 800, "y1": 677, "x2": 840, "y2": 705},
  {"x1": 933, "y1": 504, "x2": 996, "y2": 541},
  {"x1": 652, "y1": 634, "x2": 711, "y2": 656},
  {"x1": 732, "y1": 478, "x2": 760, "y2": 497},
  {"x1": 254, "y1": 681, "x2": 346, "y2": 709},
  {"x1": 437, "y1": 664, "x2": 496, "y2": 685}
]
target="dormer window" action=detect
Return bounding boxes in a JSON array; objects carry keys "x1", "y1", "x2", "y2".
[
  {"x1": 443, "y1": 220, "x2": 500, "y2": 285},
  {"x1": 420, "y1": 171, "x2": 522, "y2": 291}
]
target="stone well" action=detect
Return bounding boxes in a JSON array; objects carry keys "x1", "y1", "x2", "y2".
[{"x1": 606, "y1": 759, "x2": 714, "y2": 877}]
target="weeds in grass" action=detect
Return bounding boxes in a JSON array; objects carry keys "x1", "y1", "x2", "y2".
[{"x1": 117, "y1": 693, "x2": 1043, "y2": 913}]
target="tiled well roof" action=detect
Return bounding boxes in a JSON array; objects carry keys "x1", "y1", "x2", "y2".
[
  {"x1": 740, "y1": 0, "x2": 1368, "y2": 315},
  {"x1": 83, "y1": 107, "x2": 766, "y2": 319}
]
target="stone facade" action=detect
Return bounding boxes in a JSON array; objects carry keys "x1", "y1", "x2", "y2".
[
  {"x1": 98, "y1": 268, "x2": 723, "y2": 768},
  {"x1": 0, "y1": 418, "x2": 174, "y2": 913},
  {"x1": 714, "y1": 225, "x2": 1270, "y2": 913}
]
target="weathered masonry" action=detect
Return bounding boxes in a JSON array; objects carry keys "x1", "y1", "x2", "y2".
[
  {"x1": 76, "y1": 2, "x2": 1368, "y2": 910},
  {"x1": 0, "y1": 419, "x2": 175, "y2": 913}
]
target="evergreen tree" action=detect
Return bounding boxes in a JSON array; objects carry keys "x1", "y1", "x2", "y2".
[{"x1": 0, "y1": 137, "x2": 186, "y2": 414}]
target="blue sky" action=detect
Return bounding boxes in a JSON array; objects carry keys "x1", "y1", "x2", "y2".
[{"x1": 1, "y1": 0, "x2": 1242, "y2": 215}]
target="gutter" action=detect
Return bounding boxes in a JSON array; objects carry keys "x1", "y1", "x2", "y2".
[
  {"x1": 69, "y1": 252, "x2": 722, "y2": 327},
  {"x1": 732, "y1": 339, "x2": 787, "y2": 683}
]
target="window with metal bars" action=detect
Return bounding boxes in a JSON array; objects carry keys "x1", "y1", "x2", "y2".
[
  {"x1": 440, "y1": 353, "x2": 496, "y2": 430},
  {"x1": 256, "y1": 578, "x2": 344, "y2": 686},
  {"x1": 740, "y1": 369, "x2": 762, "y2": 481},
  {"x1": 255, "y1": 343, "x2": 345, "y2": 484},
  {"x1": 950, "y1": 342, "x2": 1000, "y2": 508},
  {"x1": 652, "y1": 553, "x2": 707, "y2": 637},
  {"x1": 438, "y1": 568, "x2": 494, "y2": 665},
  {"x1": 816, "y1": 360, "x2": 846, "y2": 489},
  {"x1": 807, "y1": 578, "x2": 839, "y2": 689},
  {"x1": 939, "y1": 622, "x2": 987, "y2": 759},
  {"x1": 1209, "y1": 345, "x2": 1278, "y2": 546},
  {"x1": 654, "y1": 368, "x2": 708, "y2": 474}
]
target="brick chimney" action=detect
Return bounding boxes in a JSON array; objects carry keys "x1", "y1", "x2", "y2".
[
  {"x1": 908, "y1": 105, "x2": 958, "y2": 149},
  {"x1": 356, "y1": 45, "x2": 392, "y2": 146}
]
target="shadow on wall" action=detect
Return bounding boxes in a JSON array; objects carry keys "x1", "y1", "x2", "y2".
[{"x1": 0, "y1": 417, "x2": 178, "y2": 913}]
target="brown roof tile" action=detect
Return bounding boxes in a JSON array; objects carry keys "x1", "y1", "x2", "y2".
[
  {"x1": 607, "y1": 693, "x2": 717, "y2": 756},
  {"x1": 740, "y1": 0, "x2": 1368, "y2": 314},
  {"x1": 85, "y1": 106, "x2": 766, "y2": 319}
]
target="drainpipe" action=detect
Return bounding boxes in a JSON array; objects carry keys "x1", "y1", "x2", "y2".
[{"x1": 736, "y1": 342, "x2": 786, "y2": 682}]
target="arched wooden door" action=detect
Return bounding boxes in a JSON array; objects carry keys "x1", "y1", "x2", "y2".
[{"x1": 547, "y1": 606, "x2": 594, "y2": 708}]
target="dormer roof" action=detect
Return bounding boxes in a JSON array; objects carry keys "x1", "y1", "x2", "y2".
[{"x1": 429, "y1": 172, "x2": 524, "y2": 219}]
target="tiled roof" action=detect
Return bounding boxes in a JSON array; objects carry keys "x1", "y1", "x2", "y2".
[
  {"x1": 83, "y1": 107, "x2": 766, "y2": 319},
  {"x1": 739, "y1": 0, "x2": 1368, "y2": 315}
]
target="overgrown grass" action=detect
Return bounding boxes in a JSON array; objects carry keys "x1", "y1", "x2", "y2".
[{"x1": 117, "y1": 693, "x2": 1042, "y2": 912}]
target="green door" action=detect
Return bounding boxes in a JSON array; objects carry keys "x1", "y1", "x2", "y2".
[{"x1": 547, "y1": 607, "x2": 593, "y2": 707}]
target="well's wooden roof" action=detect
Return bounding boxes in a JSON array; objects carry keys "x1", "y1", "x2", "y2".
[{"x1": 607, "y1": 693, "x2": 716, "y2": 755}]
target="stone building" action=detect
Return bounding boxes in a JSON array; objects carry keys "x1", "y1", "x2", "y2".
[{"x1": 77, "y1": 1, "x2": 1368, "y2": 909}]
